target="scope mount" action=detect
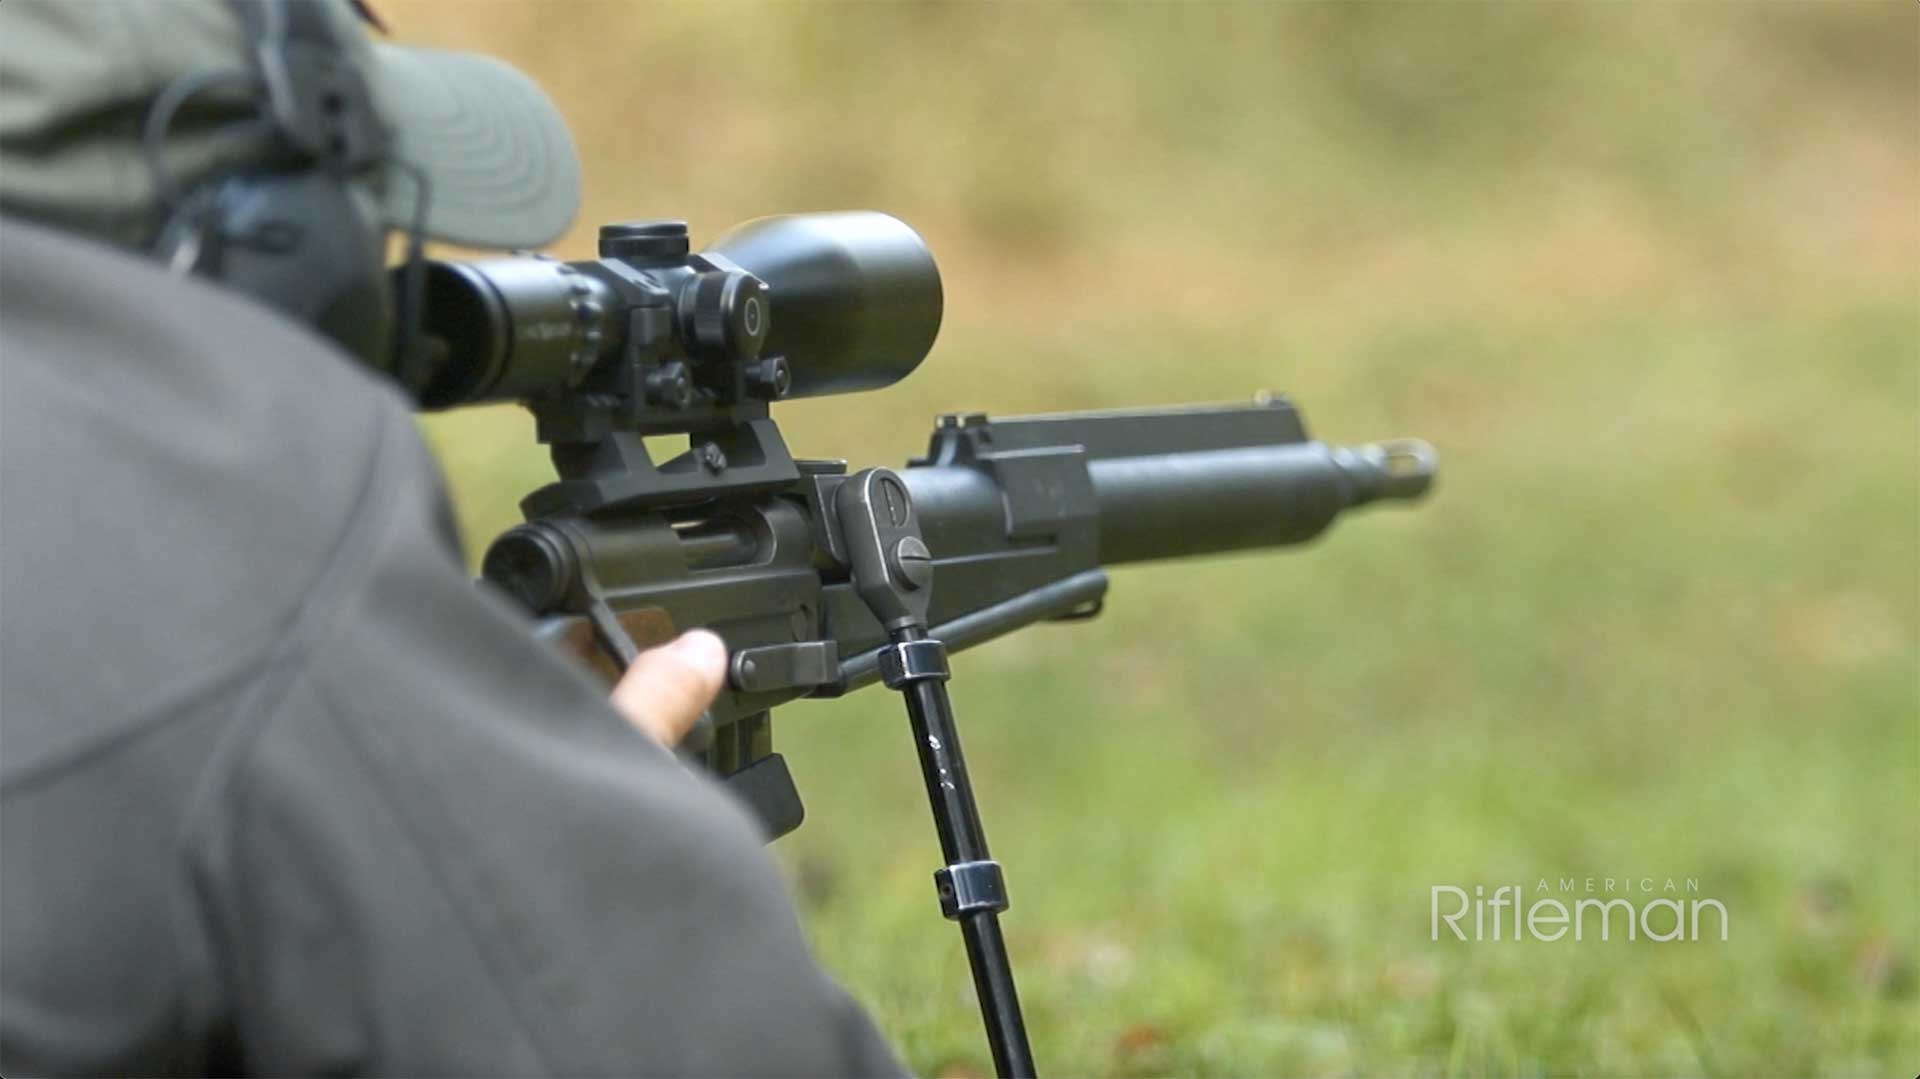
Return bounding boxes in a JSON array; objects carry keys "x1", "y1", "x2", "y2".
[
  {"x1": 521, "y1": 414, "x2": 805, "y2": 519},
  {"x1": 513, "y1": 218, "x2": 818, "y2": 518}
]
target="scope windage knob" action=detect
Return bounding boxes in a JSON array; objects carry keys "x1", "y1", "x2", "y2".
[{"x1": 682, "y1": 270, "x2": 770, "y2": 363}]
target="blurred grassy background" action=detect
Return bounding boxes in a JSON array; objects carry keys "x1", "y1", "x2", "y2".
[{"x1": 390, "y1": 4, "x2": 1916, "y2": 1075}]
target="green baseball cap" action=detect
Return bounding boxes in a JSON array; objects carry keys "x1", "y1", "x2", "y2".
[{"x1": 0, "y1": 0, "x2": 580, "y2": 251}]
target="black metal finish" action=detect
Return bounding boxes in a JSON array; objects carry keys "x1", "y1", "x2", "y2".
[
  {"x1": 898, "y1": 660, "x2": 1032, "y2": 1078},
  {"x1": 830, "y1": 570, "x2": 1108, "y2": 694},
  {"x1": 479, "y1": 399, "x2": 1435, "y2": 848},
  {"x1": 936, "y1": 860, "x2": 1009, "y2": 919},
  {"x1": 407, "y1": 211, "x2": 939, "y2": 421},
  {"x1": 730, "y1": 640, "x2": 839, "y2": 694},
  {"x1": 837, "y1": 469, "x2": 1035, "y2": 1077},
  {"x1": 877, "y1": 638, "x2": 950, "y2": 687},
  {"x1": 718, "y1": 751, "x2": 805, "y2": 840}
]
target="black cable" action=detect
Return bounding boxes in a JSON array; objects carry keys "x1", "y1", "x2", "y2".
[{"x1": 140, "y1": 68, "x2": 258, "y2": 210}]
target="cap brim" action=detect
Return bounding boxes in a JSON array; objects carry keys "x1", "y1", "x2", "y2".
[{"x1": 368, "y1": 44, "x2": 580, "y2": 250}]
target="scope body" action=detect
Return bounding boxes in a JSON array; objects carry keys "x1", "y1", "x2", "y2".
[{"x1": 400, "y1": 213, "x2": 943, "y2": 439}]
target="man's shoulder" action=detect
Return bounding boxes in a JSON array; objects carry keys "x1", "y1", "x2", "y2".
[
  {"x1": 0, "y1": 217, "x2": 410, "y2": 454},
  {"x1": 0, "y1": 217, "x2": 437, "y2": 784}
]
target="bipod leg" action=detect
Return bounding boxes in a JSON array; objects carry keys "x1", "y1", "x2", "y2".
[{"x1": 836, "y1": 468, "x2": 1038, "y2": 1078}]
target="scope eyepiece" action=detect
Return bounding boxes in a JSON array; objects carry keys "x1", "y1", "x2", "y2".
[{"x1": 397, "y1": 211, "x2": 942, "y2": 424}]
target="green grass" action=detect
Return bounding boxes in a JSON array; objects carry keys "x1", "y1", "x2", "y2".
[
  {"x1": 771, "y1": 302, "x2": 1919, "y2": 1078},
  {"x1": 402, "y1": 2, "x2": 1919, "y2": 1073}
]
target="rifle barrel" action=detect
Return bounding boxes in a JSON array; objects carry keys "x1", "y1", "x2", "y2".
[{"x1": 1091, "y1": 438, "x2": 1435, "y2": 564}]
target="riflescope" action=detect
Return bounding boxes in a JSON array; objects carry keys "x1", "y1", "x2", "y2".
[{"x1": 398, "y1": 211, "x2": 943, "y2": 428}]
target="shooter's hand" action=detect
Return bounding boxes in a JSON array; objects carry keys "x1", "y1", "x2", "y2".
[{"x1": 611, "y1": 630, "x2": 728, "y2": 746}]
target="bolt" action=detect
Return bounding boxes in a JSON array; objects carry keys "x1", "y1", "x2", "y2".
[
  {"x1": 699, "y1": 442, "x2": 727, "y2": 472},
  {"x1": 744, "y1": 356, "x2": 790, "y2": 401},
  {"x1": 644, "y1": 362, "x2": 692, "y2": 408}
]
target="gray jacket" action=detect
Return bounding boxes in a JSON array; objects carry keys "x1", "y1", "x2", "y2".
[{"x1": 0, "y1": 219, "x2": 902, "y2": 1077}]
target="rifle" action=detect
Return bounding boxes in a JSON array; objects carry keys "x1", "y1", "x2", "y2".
[{"x1": 398, "y1": 212, "x2": 1435, "y2": 1077}]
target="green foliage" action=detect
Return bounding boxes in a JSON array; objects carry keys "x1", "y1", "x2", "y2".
[{"x1": 402, "y1": 3, "x2": 1918, "y2": 1074}]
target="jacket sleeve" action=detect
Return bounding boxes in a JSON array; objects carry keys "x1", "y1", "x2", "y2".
[{"x1": 188, "y1": 404, "x2": 903, "y2": 1077}]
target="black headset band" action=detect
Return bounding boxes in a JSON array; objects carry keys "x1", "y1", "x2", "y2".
[
  {"x1": 147, "y1": 1, "x2": 422, "y2": 370},
  {"x1": 227, "y1": 0, "x2": 388, "y2": 173}
]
